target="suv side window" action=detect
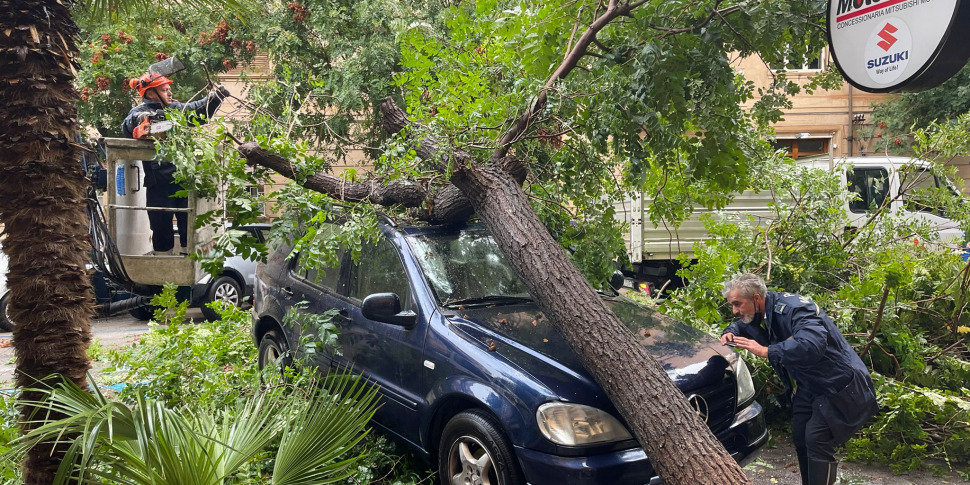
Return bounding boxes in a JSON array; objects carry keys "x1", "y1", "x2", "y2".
[
  {"x1": 294, "y1": 223, "x2": 346, "y2": 293},
  {"x1": 348, "y1": 236, "x2": 412, "y2": 308},
  {"x1": 297, "y1": 252, "x2": 344, "y2": 292},
  {"x1": 847, "y1": 168, "x2": 889, "y2": 213}
]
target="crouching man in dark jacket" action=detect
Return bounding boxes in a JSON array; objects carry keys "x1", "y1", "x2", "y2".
[{"x1": 721, "y1": 273, "x2": 878, "y2": 485}]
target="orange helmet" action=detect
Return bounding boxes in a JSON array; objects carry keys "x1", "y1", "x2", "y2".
[{"x1": 129, "y1": 72, "x2": 173, "y2": 97}]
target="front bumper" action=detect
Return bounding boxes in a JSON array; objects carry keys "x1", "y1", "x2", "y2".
[{"x1": 514, "y1": 401, "x2": 768, "y2": 485}]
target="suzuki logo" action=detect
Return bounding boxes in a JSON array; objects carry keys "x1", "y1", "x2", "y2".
[
  {"x1": 687, "y1": 394, "x2": 709, "y2": 423},
  {"x1": 876, "y1": 23, "x2": 898, "y2": 51}
]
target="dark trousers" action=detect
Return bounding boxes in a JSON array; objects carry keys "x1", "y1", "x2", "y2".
[
  {"x1": 146, "y1": 179, "x2": 187, "y2": 252},
  {"x1": 791, "y1": 386, "x2": 838, "y2": 483}
]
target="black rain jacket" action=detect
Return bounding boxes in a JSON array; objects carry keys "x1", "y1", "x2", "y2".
[
  {"x1": 723, "y1": 291, "x2": 878, "y2": 443},
  {"x1": 120, "y1": 94, "x2": 222, "y2": 187}
]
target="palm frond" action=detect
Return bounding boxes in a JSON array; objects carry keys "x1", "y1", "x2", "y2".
[
  {"x1": 5, "y1": 372, "x2": 379, "y2": 485},
  {"x1": 272, "y1": 374, "x2": 380, "y2": 485}
]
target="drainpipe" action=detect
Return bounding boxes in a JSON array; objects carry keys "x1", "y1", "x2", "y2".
[{"x1": 847, "y1": 85, "x2": 854, "y2": 157}]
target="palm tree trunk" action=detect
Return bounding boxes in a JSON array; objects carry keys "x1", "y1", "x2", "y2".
[{"x1": 0, "y1": 0, "x2": 94, "y2": 482}]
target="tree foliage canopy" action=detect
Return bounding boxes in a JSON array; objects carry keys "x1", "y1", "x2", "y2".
[
  {"x1": 866, "y1": 63, "x2": 970, "y2": 154},
  {"x1": 87, "y1": 0, "x2": 836, "y2": 286}
]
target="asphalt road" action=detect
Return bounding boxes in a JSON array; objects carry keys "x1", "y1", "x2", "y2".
[{"x1": 0, "y1": 309, "x2": 204, "y2": 389}]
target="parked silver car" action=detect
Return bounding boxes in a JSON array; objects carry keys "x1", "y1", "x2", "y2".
[{"x1": 190, "y1": 223, "x2": 270, "y2": 321}]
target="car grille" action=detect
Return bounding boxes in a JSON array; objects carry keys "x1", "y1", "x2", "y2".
[{"x1": 684, "y1": 372, "x2": 737, "y2": 434}]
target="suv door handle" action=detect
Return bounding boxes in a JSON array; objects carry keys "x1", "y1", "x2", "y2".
[
  {"x1": 281, "y1": 286, "x2": 294, "y2": 297},
  {"x1": 337, "y1": 309, "x2": 351, "y2": 321}
]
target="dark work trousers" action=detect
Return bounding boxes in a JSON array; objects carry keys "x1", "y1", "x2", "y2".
[
  {"x1": 791, "y1": 385, "x2": 838, "y2": 483},
  {"x1": 146, "y1": 177, "x2": 187, "y2": 252}
]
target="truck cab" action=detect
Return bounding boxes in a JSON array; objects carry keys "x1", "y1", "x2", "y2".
[{"x1": 814, "y1": 156, "x2": 965, "y2": 242}]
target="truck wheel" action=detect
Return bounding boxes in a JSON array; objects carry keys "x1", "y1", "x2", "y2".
[
  {"x1": 201, "y1": 276, "x2": 242, "y2": 321},
  {"x1": 438, "y1": 409, "x2": 524, "y2": 485},
  {"x1": 0, "y1": 293, "x2": 13, "y2": 332},
  {"x1": 129, "y1": 305, "x2": 156, "y2": 321}
]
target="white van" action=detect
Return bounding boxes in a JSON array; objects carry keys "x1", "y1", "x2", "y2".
[
  {"x1": 615, "y1": 156, "x2": 966, "y2": 290},
  {"x1": 804, "y1": 156, "x2": 964, "y2": 242}
]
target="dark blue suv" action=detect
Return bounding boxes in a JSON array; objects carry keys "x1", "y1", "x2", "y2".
[{"x1": 251, "y1": 220, "x2": 767, "y2": 484}]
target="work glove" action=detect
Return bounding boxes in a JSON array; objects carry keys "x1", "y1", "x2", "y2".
[
  {"x1": 133, "y1": 109, "x2": 164, "y2": 123},
  {"x1": 211, "y1": 85, "x2": 231, "y2": 100}
]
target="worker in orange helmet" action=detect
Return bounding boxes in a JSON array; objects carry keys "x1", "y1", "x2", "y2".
[{"x1": 120, "y1": 71, "x2": 230, "y2": 254}]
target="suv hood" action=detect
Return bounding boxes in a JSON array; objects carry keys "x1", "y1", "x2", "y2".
[{"x1": 448, "y1": 296, "x2": 732, "y2": 405}]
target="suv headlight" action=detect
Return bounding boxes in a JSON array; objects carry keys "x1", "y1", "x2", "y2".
[
  {"x1": 734, "y1": 357, "x2": 756, "y2": 405},
  {"x1": 536, "y1": 402, "x2": 633, "y2": 446}
]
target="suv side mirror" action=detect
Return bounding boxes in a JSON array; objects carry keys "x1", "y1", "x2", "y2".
[{"x1": 361, "y1": 293, "x2": 417, "y2": 329}]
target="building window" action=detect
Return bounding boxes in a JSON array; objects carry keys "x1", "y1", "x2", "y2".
[
  {"x1": 771, "y1": 138, "x2": 829, "y2": 159},
  {"x1": 246, "y1": 185, "x2": 266, "y2": 214},
  {"x1": 771, "y1": 48, "x2": 826, "y2": 72}
]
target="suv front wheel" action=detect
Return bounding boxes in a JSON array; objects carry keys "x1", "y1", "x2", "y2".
[
  {"x1": 258, "y1": 329, "x2": 292, "y2": 377},
  {"x1": 438, "y1": 410, "x2": 524, "y2": 485}
]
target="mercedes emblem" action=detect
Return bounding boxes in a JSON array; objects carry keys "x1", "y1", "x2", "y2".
[{"x1": 687, "y1": 394, "x2": 709, "y2": 423}]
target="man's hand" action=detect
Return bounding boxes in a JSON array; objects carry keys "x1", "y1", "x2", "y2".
[
  {"x1": 732, "y1": 336, "x2": 768, "y2": 359},
  {"x1": 720, "y1": 333, "x2": 735, "y2": 346},
  {"x1": 212, "y1": 85, "x2": 231, "y2": 99}
]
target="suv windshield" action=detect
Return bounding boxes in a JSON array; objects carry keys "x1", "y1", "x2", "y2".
[{"x1": 407, "y1": 230, "x2": 532, "y2": 307}]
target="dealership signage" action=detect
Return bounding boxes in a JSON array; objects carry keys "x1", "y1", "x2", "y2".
[{"x1": 827, "y1": 0, "x2": 970, "y2": 92}]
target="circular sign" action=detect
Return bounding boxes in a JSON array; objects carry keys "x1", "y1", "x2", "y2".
[{"x1": 827, "y1": 0, "x2": 970, "y2": 92}]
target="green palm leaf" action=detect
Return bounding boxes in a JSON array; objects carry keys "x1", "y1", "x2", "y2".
[
  {"x1": 6, "y1": 372, "x2": 377, "y2": 485},
  {"x1": 272, "y1": 374, "x2": 380, "y2": 485}
]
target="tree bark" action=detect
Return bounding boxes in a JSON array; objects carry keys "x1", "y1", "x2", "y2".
[
  {"x1": 0, "y1": 0, "x2": 94, "y2": 483},
  {"x1": 238, "y1": 142, "x2": 429, "y2": 206},
  {"x1": 449, "y1": 161, "x2": 748, "y2": 484}
]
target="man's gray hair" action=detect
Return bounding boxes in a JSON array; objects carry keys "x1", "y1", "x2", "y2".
[{"x1": 722, "y1": 273, "x2": 767, "y2": 299}]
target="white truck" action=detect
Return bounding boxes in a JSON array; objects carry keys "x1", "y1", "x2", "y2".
[{"x1": 614, "y1": 156, "x2": 966, "y2": 292}]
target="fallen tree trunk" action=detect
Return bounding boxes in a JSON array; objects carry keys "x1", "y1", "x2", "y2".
[{"x1": 379, "y1": 97, "x2": 751, "y2": 484}]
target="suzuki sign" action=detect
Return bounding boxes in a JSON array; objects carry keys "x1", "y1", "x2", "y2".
[{"x1": 827, "y1": 0, "x2": 970, "y2": 92}]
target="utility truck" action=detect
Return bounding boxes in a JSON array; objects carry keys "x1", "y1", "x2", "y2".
[
  {"x1": 614, "y1": 156, "x2": 966, "y2": 292},
  {"x1": 2, "y1": 137, "x2": 228, "y2": 329},
  {"x1": 103, "y1": 138, "x2": 218, "y2": 288},
  {"x1": 99, "y1": 137, "x2": 262, "y2": 321}
]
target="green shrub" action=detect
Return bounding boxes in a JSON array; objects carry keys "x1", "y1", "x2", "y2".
[
  {"x1": 86, "y1": 285, "x2": 432, "y2": 484},
  {"x1": 103, "y1": 285, "x2": 260, "y2": 408}
]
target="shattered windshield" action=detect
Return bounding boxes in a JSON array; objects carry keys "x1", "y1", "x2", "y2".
[{"x1": 407, "y1": 230, "x2": 532, "y2": 306}]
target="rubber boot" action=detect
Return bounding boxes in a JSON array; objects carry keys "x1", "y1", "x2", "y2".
[{"x1": 807, "y1": 460, "x2": 838, "y2": 485}]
